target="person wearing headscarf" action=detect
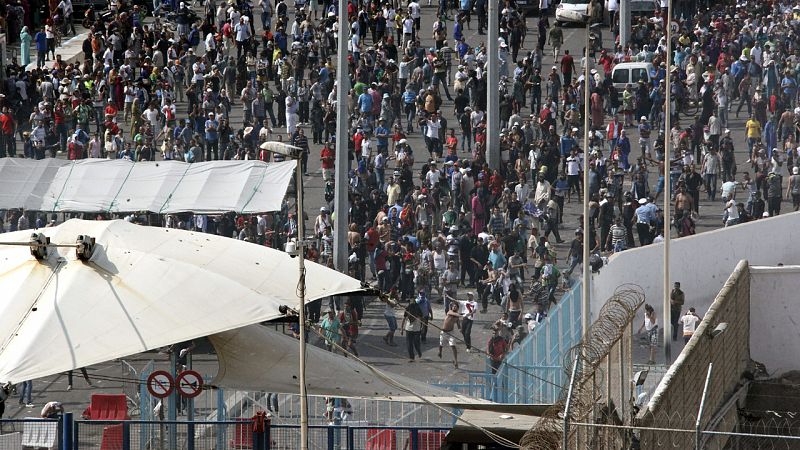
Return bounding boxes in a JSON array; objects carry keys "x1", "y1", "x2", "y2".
[{"x1": 20, "y1": 26, "x2": 32, "y2": 67}]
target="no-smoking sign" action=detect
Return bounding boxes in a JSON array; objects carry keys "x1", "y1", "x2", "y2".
[
  {"x1": 176, "y1": 370, "x2": 204, "y2": 398},
  {"x1": 147, "y1": 371, "x2": 174, "y2": 398}
]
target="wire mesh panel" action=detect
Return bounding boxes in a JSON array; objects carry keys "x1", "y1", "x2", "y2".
[{"x1": 0, "y1": 419, "x2": 59, "y2": 450}]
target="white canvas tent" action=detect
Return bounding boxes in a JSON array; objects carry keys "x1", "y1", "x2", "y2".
[
  {"x1": 210, "y1": 325, "x2": 487, "y2": 406},
  {"x1": 0, "y1": 219, "x2": 361, "y2": 384},
  {"x1": 0, "y1": 219, "x2": 488, "y2": 406},
  {"x1": 0, "y1": 158, "x2": 295, "y2": 214}
]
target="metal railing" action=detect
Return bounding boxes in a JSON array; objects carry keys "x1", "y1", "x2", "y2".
[
  {"x1": 435, "y1": 281, "x2": 583, "y2": 404},
  {"x1": 69, "y1": 418, "x2": 449, "y2": 450}
]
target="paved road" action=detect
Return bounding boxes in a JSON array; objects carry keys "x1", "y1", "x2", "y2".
[{"x1": 3, "y1": 2, "x2": 760, "y2": 418}]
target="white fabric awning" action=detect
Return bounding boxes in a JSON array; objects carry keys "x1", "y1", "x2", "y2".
[
  {"x1": 0, "y1": 158, "x2": 296, "y2": 214},
  {"x1": 210, "y1": 325, "x2": 489, "y2": 406},
  {"x1": 0, "y1": 219, "x2": 364, "y2": 383}
]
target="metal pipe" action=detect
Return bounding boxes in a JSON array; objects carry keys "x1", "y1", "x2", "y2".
[
  {"x1": 582, "y1": 22, "x2": 591, "y2": 338},
  {"x1": 618, "y1": 324, "x2": 625, "y2": 420},
  {"x1": 333, "y1": 0, "x2": 350, "y2": 273},
  {"x1": 486, "y1": 0, "x2": 500, "y2": 169},
  {"x1": 663, "y1": 0, "x2": 673, "y2": 364},
  {"x1": 296, "y1": 158, "x2": 309, "y2": 450},
  {"x1": 563, "y1": 355, "x2": 580, "y2": 449},
  {"x1": 695, "y1": 363, "x2": 714, "y2": 450},
  {"x1": 0, "y1": 242, "x2": 80, "y2": 247}
]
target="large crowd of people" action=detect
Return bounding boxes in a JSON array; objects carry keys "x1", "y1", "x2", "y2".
[{"x1": 1, "y1": 0, "x2": 800, "y2": 374}]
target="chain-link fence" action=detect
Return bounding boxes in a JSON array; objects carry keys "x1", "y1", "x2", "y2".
[
  {"x1": 565, "y1": 407, "x2": 800, "y2": 450},
  {"x1": 0, "y1": 419, "x2": 60, "y2": 450}
]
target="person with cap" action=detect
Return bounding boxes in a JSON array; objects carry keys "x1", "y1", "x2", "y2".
[{"x1": 634, "y1": 196, "x2": 657, "y2": 246}]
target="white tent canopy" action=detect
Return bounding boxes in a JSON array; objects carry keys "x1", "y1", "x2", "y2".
[
  {"x1": 0, "y1": 219, "x2": 363, "y2": 383},
  {"x1": 210, "y1": 325, "x2": 488, "y2": 406},
  {"x1": 0, "y1": 158, "x2": 295, "y2": 214}
]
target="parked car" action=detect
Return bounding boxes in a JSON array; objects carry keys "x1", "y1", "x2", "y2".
[
  {"x1": 555, "y1": 0, "x2": 590, "y2": 24},
  {"x1": 610, "y1": 62, "x2": 655, "y2": 96},
  {"x1": 630, "y1": 0, "x2": 659, "y2": 17},
  {"x1": 513, "y1": 0, "x2": 540, "y2": 15}
]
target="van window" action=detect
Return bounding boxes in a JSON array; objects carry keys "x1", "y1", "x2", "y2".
[
  {"x1": 612, "y1": 70, "x2": 629, "y2": 84},
  {"x1": 633, "y1": 68, "x2": 649, "y2": 84}
]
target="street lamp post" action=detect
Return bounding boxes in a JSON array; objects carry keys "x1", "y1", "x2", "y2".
[
  {"x1": 334, "y1": 0, "x2": 350, "y2": 274},
  {"x1": 259, "y1": 142, "x2": 308, "y2": 450},
  {"x1": 663, "y1": 0, "x2": 673, "y2": 365},
  {"x1": 582, "y1": 22, "x2": 591, "y2": 337},
  {"x1": 486, "y1": 1, "x2": 500, "y2": 169}
]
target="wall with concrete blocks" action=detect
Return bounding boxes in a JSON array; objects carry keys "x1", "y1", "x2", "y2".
[
  {"x1": 636, "y1": 260, "x2": 751, "y2": 449},
  {"x1": 749, "y1": 266, "x2": 800, "y2": 377},
  {"x1": 589, "y1": 211, "x2": 800, "y2": 327}
]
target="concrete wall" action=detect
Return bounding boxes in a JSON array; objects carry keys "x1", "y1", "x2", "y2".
[
  {"x1": 589, "y1": 211, "x2": 800, "y2": 333},
  {"x1": 749, "y1": 266, "x2": 800, "y2": 376},
  {"x1": 637, "y1": 260, "x2": 751, "y2": 448}
]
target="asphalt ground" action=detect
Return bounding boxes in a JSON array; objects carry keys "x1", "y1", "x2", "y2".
[{"x1": 2, "y1": 1, "x2": 760, "y2": 418}]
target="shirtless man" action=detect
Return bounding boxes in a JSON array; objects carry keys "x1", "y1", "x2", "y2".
[
  {"x1": 439, "y1": 302, "x2": 461, "y2": 368},
  {"x1": 674, "y1": 185, "x2": 694, "y2": 213},
  {"x1": 506, "y1": 283, "x2": 523, "y2": 327}
]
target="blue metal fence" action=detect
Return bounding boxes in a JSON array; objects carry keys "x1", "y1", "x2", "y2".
[
  {"x1": 433, "y1": 281, "x2": 583, "y2": 404},
  {"x1": 491, "y1": 281, "x2": 582, "y2": 404},
  {"x1": 2, "y1": 416, "x2": 450, "y2": 450}
]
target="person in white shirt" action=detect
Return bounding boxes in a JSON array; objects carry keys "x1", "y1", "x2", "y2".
[
  {"x1": 459, "y1": 293, "x2": 478, "y2": 352},
  {"x1": 723, "y1": 197, "x2": 740, "y2": 227},
  {"x1": 424, "y1": 113, "x2": 442, "y2": 158},
  {"x1": 565, "y1": 148, "x2": 582, "y2": 202},
  {"x1": 679, "y1": 308, "x2": 701, "y2": 343}
]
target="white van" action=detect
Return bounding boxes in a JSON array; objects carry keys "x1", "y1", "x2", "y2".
[{"x1": 610, "y1": 62, "x2": 655, "y2": 93}]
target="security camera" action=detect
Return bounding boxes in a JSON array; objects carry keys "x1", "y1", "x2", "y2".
[
  {"x1": 710, "y1": 322, "x2": 728, "y2": 338},
  {"x1": 29, "y1": 233, "x2": 49, "y2": 261},
  {"x1": 284, "y1": 240, "x2": 298, "y2": 258}
]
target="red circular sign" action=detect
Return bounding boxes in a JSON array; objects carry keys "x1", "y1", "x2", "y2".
[
  {"x1": 176, "y1": 370, "x2": 204, "y2": 399},
  {"x1": 147, "y1": 370, "x2": 174, "y2": 398}
]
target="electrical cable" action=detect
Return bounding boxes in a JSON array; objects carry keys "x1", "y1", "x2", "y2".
[{"x1": 305, "y1": 323, "x2": 522, "y2": 449}]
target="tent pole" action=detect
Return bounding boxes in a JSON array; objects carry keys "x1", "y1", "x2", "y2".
[{"x1": 296, "y1": 158, "x2": 309, "y2": 450}]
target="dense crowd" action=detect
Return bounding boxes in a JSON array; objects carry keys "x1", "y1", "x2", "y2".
[{"x1": 2, "y1": 0, "x2": 800, "y2": 371}]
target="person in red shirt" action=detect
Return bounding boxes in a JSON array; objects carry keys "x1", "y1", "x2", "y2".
[
  {"x1": 0, "y1": 107, "x2": 16, "y2": 157},
  {"x1": 104, "y1": 101, "x2": 118, "y2": 122},
  {"x1": 445, "y1": 128, "x2": 458, "y2": 154},
  {"x1": 320, "y1": 142, "x2": 335, "y2": 181},
  {"x1": 364, "y1": 225, "x2": 380, "y2": 279},
  {"x1": 489, "y1": 169, "x2": 504, "y2": 199},
  {"x1": 560, "y1": 49, "x2": 576, "y2": 86},
  {"x1": 487, "y1": 326, "x2": 508, "y2": 374},
  {"x1": 353, "y1": 129, "x2": 364, "y2": 159}
]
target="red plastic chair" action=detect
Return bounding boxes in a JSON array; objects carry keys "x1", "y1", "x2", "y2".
[{"x1": 365, "y1": 428, "x2": 397, "y2": 450}]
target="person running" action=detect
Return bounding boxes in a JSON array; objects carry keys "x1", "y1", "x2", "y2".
[{"x1": 438, "y1": 301, "x2": 461, "y2": 368}]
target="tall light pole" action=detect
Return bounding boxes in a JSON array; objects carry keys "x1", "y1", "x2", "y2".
[
  {"x1": 582, "y1": 22, "x2": 591, "y2": 337},
  {"x1": 619, "y1": 0, "x2": 630, "y2": 49},
  {"x1": 662, "y1": 2, "x2": 673, "y2": 364},
  {"x1": 486, "y1": 2, "x2": 500, "y2": 169},
  {"x1": 334, "y1": 0, "x2": 350, "y2": 273},
  {"x1": 259, "y1": 142, "x2": 308, "y2": 450}
]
